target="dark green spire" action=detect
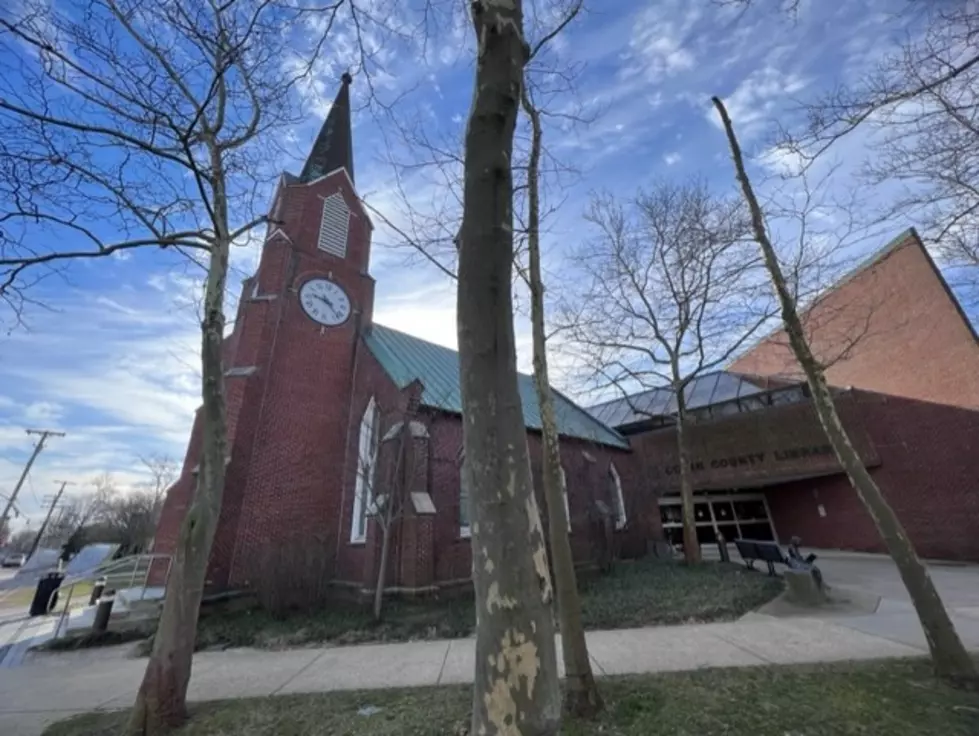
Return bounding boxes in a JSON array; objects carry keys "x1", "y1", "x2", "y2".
[{"x1": 300, "y1": 72, "x2": 354, "y2": 184}]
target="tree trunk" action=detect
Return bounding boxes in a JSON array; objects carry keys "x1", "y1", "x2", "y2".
[
  {"x1": 521, "y1": 87, "x2": 602, "y2": 719},
  {"x1": 127, "y1": 155, "x2": 232, "y2": 734},
  {"x1": 127, "y1": 241, "x2": 230, "y2": 733},
  {"x1": 713, "y1": 96, "x2": 978, "y2": 687},
  {"x1": 674, "y1": 407, "x2": 701, "y2": 564},
  {"x1": 375, "y1": 419, "x2": 410, "y2": 620},
  {"x1": 458, "y1": 2, "x2": 561, "y2": 734},
  {"x1": 373, "y1": 520, "x2": 392, "y2": 621}
]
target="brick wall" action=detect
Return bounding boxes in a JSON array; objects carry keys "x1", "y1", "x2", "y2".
[
  {"x1": 425, "y1": 412, "x2": 639, "y2": 585},
  {"x1": 723, "y1": 229, "x2": 979, "y2": 560},
  {"x1": 731, "y1": 231, "x2": 979, "y2": 409},
  {"x1": 766, "y1": 390, "x2": 979, "y2": 560},
  {"x1": 225, "y1": 170, "x2": 377, "y2": 589},
  {"x1": 152, "y1": 406, "x2": 204, "y2": 559},
  {"x1": 624, "y1": 386, "x2": 979, "y2": 561}
]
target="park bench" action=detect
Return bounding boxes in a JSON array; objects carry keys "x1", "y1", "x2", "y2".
[{"x1": 734, "y1": 538, "x2": 817, "y2": 576}]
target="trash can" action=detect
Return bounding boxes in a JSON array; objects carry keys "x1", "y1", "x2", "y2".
[
  {"x1": 29, "y1": 571, "x2": 65, "y2": 617},
  {"x1": 92, "y1": 593, "x2": 115, "y2": 633}
]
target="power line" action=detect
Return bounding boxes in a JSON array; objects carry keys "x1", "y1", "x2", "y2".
[
  {"x1": 27, "y1": 474, "x2": 41, "y2": 508},
  {"x1": 28, "y1": 480, "x2": 73, "y2": 558},
  {"x1": 0, "y1": 429, "x2": 66, "y2": 537}
]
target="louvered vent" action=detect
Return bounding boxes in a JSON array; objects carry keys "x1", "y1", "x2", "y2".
[{"x1": 318, "y1": 193, "x2": 350, "y2": 258}]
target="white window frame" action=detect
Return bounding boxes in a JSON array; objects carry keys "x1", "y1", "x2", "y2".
[
  {"x1": 609, "y1": 462, "x2": 627, "y2": 530},
  {"x1": 350, "y1": 396, "x2": 379, "y2": 543}
]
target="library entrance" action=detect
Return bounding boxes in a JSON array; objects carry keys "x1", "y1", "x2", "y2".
[{"x1": 659, "y1": 492, "x2": 776, "y2": 547}]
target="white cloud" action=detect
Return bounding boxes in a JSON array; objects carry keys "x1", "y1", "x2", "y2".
[
  {"x1": 0, "y1": 278, "x2": 200, "y2": 532},
  {"x1": 373, "y1": 281, "x2": 456, "y2": 350},
  {"x1": 758, "y1": 145, "x2": 806, "y2": 176},
  {"x1": 21, "y1": 401, "x2": 66, "y2": 425},
  {"x1": 663, "y1": 152, "x2": 682, "y2": 166},
  {"x1": 709, "y1": 67, "x2": 809, "y2": 140},
  {"x1": 623, "y1": 3, "x2": 699, "y2": 80}
]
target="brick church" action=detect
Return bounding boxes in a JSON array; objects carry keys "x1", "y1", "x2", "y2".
[{"x1": 154, "y1": 76, "x2": 979, "y2": 596}]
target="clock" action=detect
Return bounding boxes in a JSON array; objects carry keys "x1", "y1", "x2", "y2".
[{"x1": 298, "y1": 278, "x2": 351, "y2": 326}]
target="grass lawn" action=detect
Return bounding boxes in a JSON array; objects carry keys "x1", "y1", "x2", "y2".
[
  {"x1": 43, "y1": 658, "x2": 979, "y2": 735},
  {"x1": 0, "y1": 581, "x2": 93, "y2": 613},
  {"x1": 177, "y1": 560, "x2": 782, "y2": 651}
]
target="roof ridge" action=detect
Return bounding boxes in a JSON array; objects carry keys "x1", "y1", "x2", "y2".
[
  {"x1": 725, "y1": 227, "x2": 920, "y2": 365},
  {"x1": 366, "y1": 322, "x2": 629, "y2": 448},
  {"x1": 550, "y1": 384, "x2": 628, "y2": 445},
  {"x1": 585, "y1": 385, "x2": 666, "y2": 411},
  {"x1": 369, "y1": 322, "x2": 457, "y2": 355}
]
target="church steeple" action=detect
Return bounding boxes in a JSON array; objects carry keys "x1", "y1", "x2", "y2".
[{"x1": 300, "y1": 72, "x2": 354, "y2": 184}]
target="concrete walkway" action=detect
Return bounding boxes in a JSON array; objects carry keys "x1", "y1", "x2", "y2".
[
  {"x1": 5, "y1": 552, "x2": 979, "y2": 735},
  {"x1": 4, "y1": 609, "x2": 979, "y2": 736}
]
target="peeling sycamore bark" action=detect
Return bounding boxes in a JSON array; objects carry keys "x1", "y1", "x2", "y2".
[
  {"x1": 713, "y1": 96, "x2": 978, "y2": 687},
  {"x1": 521, "y1": 86, "x2": 603, "y2": 718},
  {"x1": 457, "y1": 1, "x2": 561, "y2": 733}
]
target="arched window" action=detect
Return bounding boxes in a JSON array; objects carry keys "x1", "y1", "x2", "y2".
[
  {"x1": 609, "y1": 462, "x2": 627, "y2": 530},
  {"x1": 351, "y1": 397, "x2": 379, "y2": 543}
]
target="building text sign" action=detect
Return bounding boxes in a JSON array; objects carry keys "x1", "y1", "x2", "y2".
[{"x1": 661, "y1": 444, "x2": 835, "y2": 477}]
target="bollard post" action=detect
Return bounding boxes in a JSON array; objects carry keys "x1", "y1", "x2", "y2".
[
  {"x1": 716, "y1": 532, "x2": 730, "y2": 563},
  {"x1": 92, "y1": 593, "x2": 115, "y2": 633},
  {"x1": 89, "y1": 577, "x2": 107, "y2": 606}
]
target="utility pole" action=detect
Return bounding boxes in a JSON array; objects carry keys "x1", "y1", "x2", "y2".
[
  {"x1": 28, "y1": 480, "x2": 74, "y2": 559},
  {"x1": 0, "y1": 429, "x2": 65, "y2": 540}
]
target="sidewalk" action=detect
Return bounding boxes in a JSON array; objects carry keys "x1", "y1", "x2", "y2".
[{"x1": 4, "y1": 609, "x2": 979, "y2": 736}]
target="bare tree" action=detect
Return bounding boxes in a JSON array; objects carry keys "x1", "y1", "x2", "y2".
[
  {"x1": 7, "y1": 529, "x2": 36, "y2": 553},
  {"x1": 365, "y1": 404, "x2": 423, "y2": 622},
  {"x1": 363, "y1": 1, "x2": 593, "y2": 726},
  {"x1": 44, "y1": 478, "x2": 114, "y2": 556},
  {"x1": 714, "y1": 94, "x2": 978, "y2": 686},
  {"x1": 564, "y1": 181, "x2": 770, "y2": 563},
  {"x1": 520, "y1": 8, "x2": 603, "y2": 712},
  {"x1": 761, "y1": 2, "x2": 979, "y2": 305},
  {"x1": 457, "y1": 0, "x2": 563, "y2": 733},
  {"x1": 100, "y1": 491, "x2": 164, "y2": 554},
  {"x1": 0, "y1": 1, "x2": 341, "y2": 732},
  {"x1": 137, "y1": 455, "x2": 179, "y2": 510}
]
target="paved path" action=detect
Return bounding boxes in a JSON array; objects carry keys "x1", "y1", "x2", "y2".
[
  {"x1": 4, "y1": 610, "x2": 979, "y2": 736},
  {"x1": 4, "y1": 552, "x2": 979, "y2": 735}
]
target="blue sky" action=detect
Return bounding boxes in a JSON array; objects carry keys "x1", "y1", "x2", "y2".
[{"x1": 0, "y1": 0, "x2": 966, "y2": 532}]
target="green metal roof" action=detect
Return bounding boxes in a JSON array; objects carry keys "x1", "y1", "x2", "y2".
[{"x1": 365, "y1": 324, "x2": 629, "y2": 449}]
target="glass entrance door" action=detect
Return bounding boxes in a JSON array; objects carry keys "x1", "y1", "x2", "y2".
[{"x1": 659, "y1": 493, "x2": 776, "y2": 548}]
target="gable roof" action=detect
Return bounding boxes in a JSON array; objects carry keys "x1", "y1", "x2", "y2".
[{"x1": 364, "y1": 324, "x2": 629, "y2": 449}]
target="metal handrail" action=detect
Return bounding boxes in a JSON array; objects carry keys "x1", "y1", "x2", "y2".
[{"x1": 53, "y1": 553, "x2": 172, "y2": 639}]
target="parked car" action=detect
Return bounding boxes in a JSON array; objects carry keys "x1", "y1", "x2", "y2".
[{"x1": 2, "y1": 552, "x2": 27, "y2": 568}]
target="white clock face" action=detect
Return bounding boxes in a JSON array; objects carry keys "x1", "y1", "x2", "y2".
[{"x1": 298, "y1": 278, "x2": 351, "y2": 326}]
